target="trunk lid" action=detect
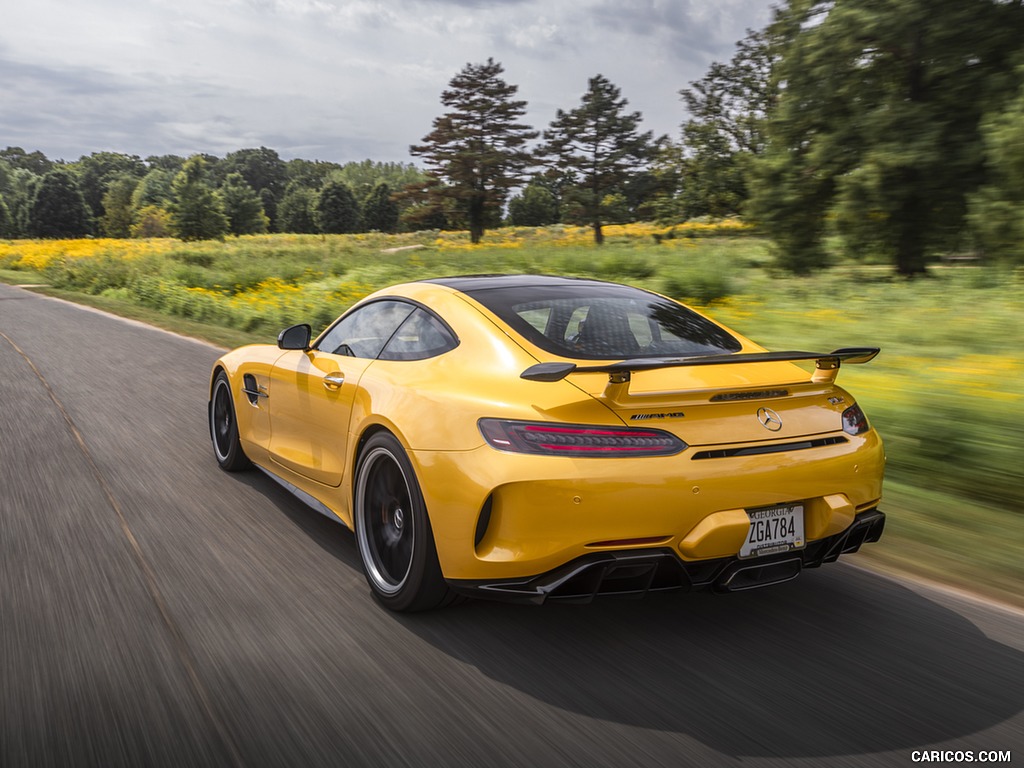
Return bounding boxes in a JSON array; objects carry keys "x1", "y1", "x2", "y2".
[{"x1": 569, "y1": 362, "x2": 852, "y2": 446}]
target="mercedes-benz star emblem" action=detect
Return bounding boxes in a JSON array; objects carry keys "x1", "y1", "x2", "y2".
[{"x1": 757, "y1": 407, "x2": 783, "y2": 432}]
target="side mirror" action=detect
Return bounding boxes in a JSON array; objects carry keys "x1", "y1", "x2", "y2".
[{"x1": 277, "y1": 324, "x2": 311, "y2": 350}]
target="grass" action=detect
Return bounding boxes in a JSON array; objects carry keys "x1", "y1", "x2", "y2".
[
  {"x1": 0, "y1": 267, "x2": 46, "y2": 285},
  {"x1": 856, "y1": 481, "x2": 1024, "y2": 604},
  {"x1": 29, "y1": 286, "x2": 262, "y2": 350},
  {"x1": 2, "y1": 226, "x2": 1021, "y2": 608}
]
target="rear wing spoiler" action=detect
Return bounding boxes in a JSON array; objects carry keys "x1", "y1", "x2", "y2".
[{"x1": 521, "y1": 347, "x2": 880, "y2": 399}]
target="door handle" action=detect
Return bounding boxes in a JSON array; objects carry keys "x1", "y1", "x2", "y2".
[{"x1": 323, "y1": 372, "x2": 345, "y2": 390}]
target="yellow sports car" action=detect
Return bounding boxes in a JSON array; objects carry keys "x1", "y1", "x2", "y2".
[{"x1": 209, "y1": 275, "x2": 885, "y2": 611}]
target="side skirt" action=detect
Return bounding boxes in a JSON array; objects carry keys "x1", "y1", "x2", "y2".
[{"x1": 254, "y1": 465, "x2": 349, "y2": 529}]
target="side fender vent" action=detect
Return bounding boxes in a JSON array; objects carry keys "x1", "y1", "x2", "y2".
[
  {"x1": 242, "y1": 374, "x2": 259, "y2": 406},
  {"x1": 242, "y1": 374, "x2": 266, "y2": 406}
]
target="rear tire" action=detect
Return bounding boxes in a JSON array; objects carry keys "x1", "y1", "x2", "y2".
[
  {"x1": 354, "y1": 432, "x2": 455, "y2": 611},
  {"x1": 209, "y1": 371, "x2": 251, "y2": 472}
]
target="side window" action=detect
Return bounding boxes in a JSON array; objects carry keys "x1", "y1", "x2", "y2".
[
  {"x1": 563, "y1": 301, "x2": 642, "y2": 355},
  {"x1": 626, "y1": 311, "x2": 653, "y2": 347},
  {"x1": 564, "y1": 305, "x2": 590, "y2": 343},
  {"x1": 517, "y1": 307, "x2": 551, "y2": 335},
  {"x1": 316, "y1": 300, "x2": 415, "y2": 359},
  {"x1": 379, "y1": 308, "x2": 458, "y2": 361}
]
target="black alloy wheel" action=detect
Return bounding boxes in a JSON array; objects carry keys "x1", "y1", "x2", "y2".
[
  {"x1": 209, "y1": 371, "x2": 251, "y2": 472},
  {"x1": 354, "y1": 432, "x2": 455, "y2": 611}
]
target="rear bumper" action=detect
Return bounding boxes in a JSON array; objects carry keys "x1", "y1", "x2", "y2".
[
  {"x1": 447, "y1": 508, "x2": 885, "y2": 604},
  {"x1": 416, "y1": 429, "x2": 884, "y2": 581}
]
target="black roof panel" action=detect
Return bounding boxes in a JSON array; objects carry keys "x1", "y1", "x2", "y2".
[
  {"x1": 424, "y1": 274, "x2": 742, "y2": 360},
  {"x1": 423, "y1": 274, "x2": 610, "y2": 293}
]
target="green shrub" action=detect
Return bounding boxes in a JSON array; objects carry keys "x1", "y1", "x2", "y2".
[
  {"x1": 597, "y1": 254, "x2": 656, "y2": 280},
  {"x1": 44, "y1": 254, "x2": 133, "y2": 294},
  {"x1": 169, "y1": 249, "x2": 215, "y2": 267},
  {"x1": 662, "y1": 273, "x2": 733, "y2": 304}
]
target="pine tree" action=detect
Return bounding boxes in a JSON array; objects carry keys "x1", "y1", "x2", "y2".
[
  {"x1": 410, "y1": 59, "x2": 537, "y2": 243},
  {"x1": 218, "y1": 147, "x2": 287, "y2": 231},
  {"x1": 220, "y1": 173, "x2": 268, "y2": 235},
  {"x1": 541, "y1": 75, "x2": 657, "y2": 244},
  {"x1": 100, "y1": 175, "x2": 139, "y2": 238},
  {"x1": 168, "y1": 156, "x2": 228, "y2": 241},
  {"x1": 277, "y1": 185, "x2": 319, "y2": 234},
  {"x1": 314, "y1": 180, "x2": 361, "y2": 234},
  {"x1": 26, "y1": 168, "x2": 92, "y2": 238},
  {"x1": 361, "y1": 182, "x2": 399, "y2": 233}
]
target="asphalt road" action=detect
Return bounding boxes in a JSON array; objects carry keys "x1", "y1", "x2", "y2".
[{"x1": 1, "y1": 282, "x2": 1022, "y2": 768}]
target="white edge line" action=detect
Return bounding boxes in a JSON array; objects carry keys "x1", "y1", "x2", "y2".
[
  {"x1": 14, "y1": 285, "x2": 228, "y2": 353},
  {"x1": 845, "y1": 559, "x2": 1024, "y2": 619}
]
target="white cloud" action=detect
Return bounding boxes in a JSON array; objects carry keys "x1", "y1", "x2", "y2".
[{"x1": 0, "y1": 0, "x2": 775, "y2": 162}]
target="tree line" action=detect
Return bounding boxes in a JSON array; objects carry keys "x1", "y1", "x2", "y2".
[
  {"x1": 3, "y1": 0, "x2": 1023, "y2": 272},
  {"x1": 0, "y1": 148, "x2": 423, "y2": 242},
  {"x1": 0, "y1": 63, "x2": 666, "y2": 246}
]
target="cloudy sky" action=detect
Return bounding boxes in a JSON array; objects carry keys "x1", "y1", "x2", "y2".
[{"x1": 1, "y1": 0, "x2": 775, "y2": 166}]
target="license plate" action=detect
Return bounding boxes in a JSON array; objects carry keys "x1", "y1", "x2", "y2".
[{"x1": 740, "y1": 504, "x2": 805, "y2": 559}]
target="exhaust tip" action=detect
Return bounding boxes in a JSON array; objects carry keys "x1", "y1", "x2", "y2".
[{"x1": 716, "y1": 558, "x2": 802, "y2": 592}]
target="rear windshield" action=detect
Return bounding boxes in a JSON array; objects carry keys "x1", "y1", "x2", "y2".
[{"x1": 465, "y1": 283, "x2": 742, "y2": 360}]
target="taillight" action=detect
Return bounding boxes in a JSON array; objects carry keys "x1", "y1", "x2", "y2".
[
  {"x1": 478, "y1": 419, "x2": 686, "y2": 457},
  {"x1": 842, "y1": 403, "x2": 870, "y2": 435}
]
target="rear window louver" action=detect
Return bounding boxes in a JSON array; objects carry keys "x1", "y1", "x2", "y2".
[{"x1": 691, "y1": 436, "x2": 848, "y2": 460}]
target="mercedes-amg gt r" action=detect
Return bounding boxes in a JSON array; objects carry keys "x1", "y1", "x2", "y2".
[{"x1": 209, "y1": 275, "x2": 885, "y2": 611}]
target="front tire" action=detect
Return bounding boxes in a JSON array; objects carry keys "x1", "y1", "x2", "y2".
[
  {"x1": 209, "y1": 371, "x2": 251, "y2": 472},
  {"x1": 354, "y1": 432, "x2": 454, "y2": 611}
]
